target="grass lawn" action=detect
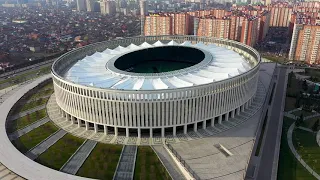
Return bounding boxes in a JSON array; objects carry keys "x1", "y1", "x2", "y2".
[
  {"x1": 11, "y1": 121, "x2": 58, "y2": 154},
  {"x1": 19, "y1": 97, "x2": 49, "y2": 112},
  {"x1": 277, "y1": 117, "x2": 315, "y2": 180},
  {"x1": 29, "y1": 88, "x2": 54, "y2": 100},
  {"x1": 7, "y1": 109, "x2": 47, "y2": 133},
  {"x1": 285, "y1": 97, "x2": 297, "y2": 111},
  {"x1": 76, "y1": 143, "x2": 122, "y2": 179},
  {"x1": 301, "y1": 117, "x2": 320, "y2": 129},
  {"x1": 134, "y1": 146, "x2": 171, "y2": 180},
  {"x1": 293, "y1": 128, "x2": 320, "y2": 175},
  {"x1": 292, "y1": 110, "x2": 315, "y2": 117},
  {"x1": 35, "y1": 134, "x2": 84, "y2": 170}
]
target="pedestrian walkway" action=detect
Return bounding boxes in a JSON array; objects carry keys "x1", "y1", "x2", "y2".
[
  {"x1": 9, "y1": 117, "x2": 50, "y2": 140},
  {"x1": 60, "y1": 140, "x2": 97, "y2": 175},
  {"x1": 298, "y1": 126, "x2": 314, "y2": 133},
  {"x1": 287, "y1": 108, "x2": 302, "y2": 114},
  {"x1": 113, "y1": 145, "x2": 137, "y2": 180},
  {"x1": 25, "y1": 129, "x2": 67, "y2": 160},
  {"x1": 287, "y1": 123, "x2": 320, "y2": 179},
  {"x1": 8, "y1": 105, "x2": 46, "y2": 121},
  {"x1": 0, "y1": 162, "x2": 25, "y2": 180},
  {"x1": 152, "y1": 145, "x2": 184, "y2": 180}
]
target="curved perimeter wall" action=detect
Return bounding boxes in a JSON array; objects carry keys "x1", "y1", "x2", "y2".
[{"x1": 52, "y1": 36, "x2": 260, "y2": 137}]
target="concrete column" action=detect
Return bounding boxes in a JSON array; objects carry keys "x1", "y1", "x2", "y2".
[
  {"x1": 138, "y1": 128, "x2": 141, "y2": 138},
  {"x1": 183, "y1": 125, "x2": 187, "y2": 134},
  {"x1": 218, "y1": 115, "x2": 222, "y2": 124},
  {"x1": 203, "y1": 120, "x2": 206, "y2": 129},
  {"x1": 85, "y1": 121, "x2": 89, "y2": 130},
  {"x1": 194, "y1": 123, "x2": 197, "y2": 132},
  {"x1": 225, "y1": 113, "x2": 229, "y2": 121},
  {"x1": 104, "y1": 125, "x2": 108, "y2": 135},
  {"x1": 211, "y1": 118, "x2": 215, "y2": 127},
  {"x1": 161, "y1": 128, "x2": 165, "y2": 138},
  {"x1": 77, "y1": 119, "x2": 81, "y2": 128},
  {"x1": 115, "y1": 127, "x2": 118, "y2": 136},
  {"x1": 231, "y1": 110, "x2": 235, "y2": 118},
  {"x1": 241, "y1": 105, "x2": 245, "y2": 112},
  {"x1": 173, "y1": 126, "x2": 176, "y2": 136},
  {"x1": 71, "y1": 116, "x2": 75, "y2": 124},
  {"x1": 94, "y1": 124, "x2": 98, "y2": 133},
  {"x1": 126, "y1": 128, "x2": 129, "y2": 137},
  {"x1": 65, "y1": 113, "x2": 69, "y2": 121},
  {"x1": 246, "y1": 101, "x2": 249, "y2": 109},
  {"x1": 237, "y1": 107, "x2": 240, "y2": 115},
  {"x1": 150, "y1": 128, "x2": 153, "y2": 138}
]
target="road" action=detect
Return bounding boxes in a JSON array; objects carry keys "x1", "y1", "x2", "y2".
[
  {"x1": 256, "y1": 67, "x2": 287, "y2": 180},
  {"x1": 0, "y1": 62, "x2": 53, "y2": 89}
]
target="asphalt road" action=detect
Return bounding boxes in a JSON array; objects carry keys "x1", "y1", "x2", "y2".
[{"x1": 256, "y1": 67, "x2": 287, "y2": 180}]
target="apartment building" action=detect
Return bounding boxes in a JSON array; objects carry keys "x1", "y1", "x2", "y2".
[
  {"x1": 289, "y1": 21, "x2": 320, "y2": 64},
  {"x1": 144, "y1": 14, "x2": 172, "y2": 36}
]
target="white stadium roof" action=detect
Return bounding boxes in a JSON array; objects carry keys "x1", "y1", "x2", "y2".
[{"x1": 64, "y1": 40, "x2": 252, "y2": 90}]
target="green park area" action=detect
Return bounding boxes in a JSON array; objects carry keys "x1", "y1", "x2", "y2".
[
  {"x1": 77, "y1": 143, "x2": 122, "y2": 179},
  {"x1": 35, "y1": 134, "x2": 84, "y2": 170},
  {"x1": 277, "y1": 117, "x2": 315, "y2": 180},
  {"x1": 293, "y1": 128, "x2": 320, "y2": 175},
  {"x1": 134, "y1": 146, "x2": 171, "y2": 180},
  {"x1": 11, "y1": 121, "x2": 59, "y2": 154},
  {"x1": 278, "y1": 68, "x2": 320, "y2": 180},
  {"x1": 7, "y1": 109, "x2": 47, "y2": 133}
]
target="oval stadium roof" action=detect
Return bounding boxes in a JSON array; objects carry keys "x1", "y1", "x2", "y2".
[{"x1": 64, "y1": 40, "x2": 252, "y2": 90}]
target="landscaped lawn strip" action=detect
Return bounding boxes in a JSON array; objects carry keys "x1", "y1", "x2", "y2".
[
  {"x1": 35, "y1": 134, "x2": 84, "y2": 170},
  {"x1": 76, "y1": 143, "x2": 122, "y2": 179},
  {"x1": 11, "y1": 121, "x2": 58, "y2": 154},
  {"x1": 277, "y1": 117, "x2": 315, "y2": 180},
  {"x1": 134, "y1": 146, "x2": 171, "y2": 180},
  {"x1": 292, "y1": 128, "x2": 320, "y2": 175},
  {"x1": 29, "y1": 88, "x2": 54, "y2": 100},
  {"x1": 20, "y1": 97, "x2": 49, "y2": 112},
  {"x1": 7, "y1": 109, "x2": 47, "y2": 133}
]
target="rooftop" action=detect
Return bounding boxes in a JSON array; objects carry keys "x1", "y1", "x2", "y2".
[{"x1": 64, "y1": 40, "x2": 253, "y2": 90}]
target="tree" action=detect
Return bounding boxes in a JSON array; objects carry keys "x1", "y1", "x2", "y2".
[{"x1": 312, "y1": 119, "x2": 320, "y2": 133}]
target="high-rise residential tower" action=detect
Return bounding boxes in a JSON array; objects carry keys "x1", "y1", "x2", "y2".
[{"x1": 289, "y1": 21, "x2": 320, "y2": 64}]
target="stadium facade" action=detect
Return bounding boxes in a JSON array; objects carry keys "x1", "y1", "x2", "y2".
[{"x1": 52, "y1": 36, "x2": 261, "y2": 138}]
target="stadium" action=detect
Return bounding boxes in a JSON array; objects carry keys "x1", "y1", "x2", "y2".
[{"x1": 52, "y1": 35, "x2": 261, "y2": 138}]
